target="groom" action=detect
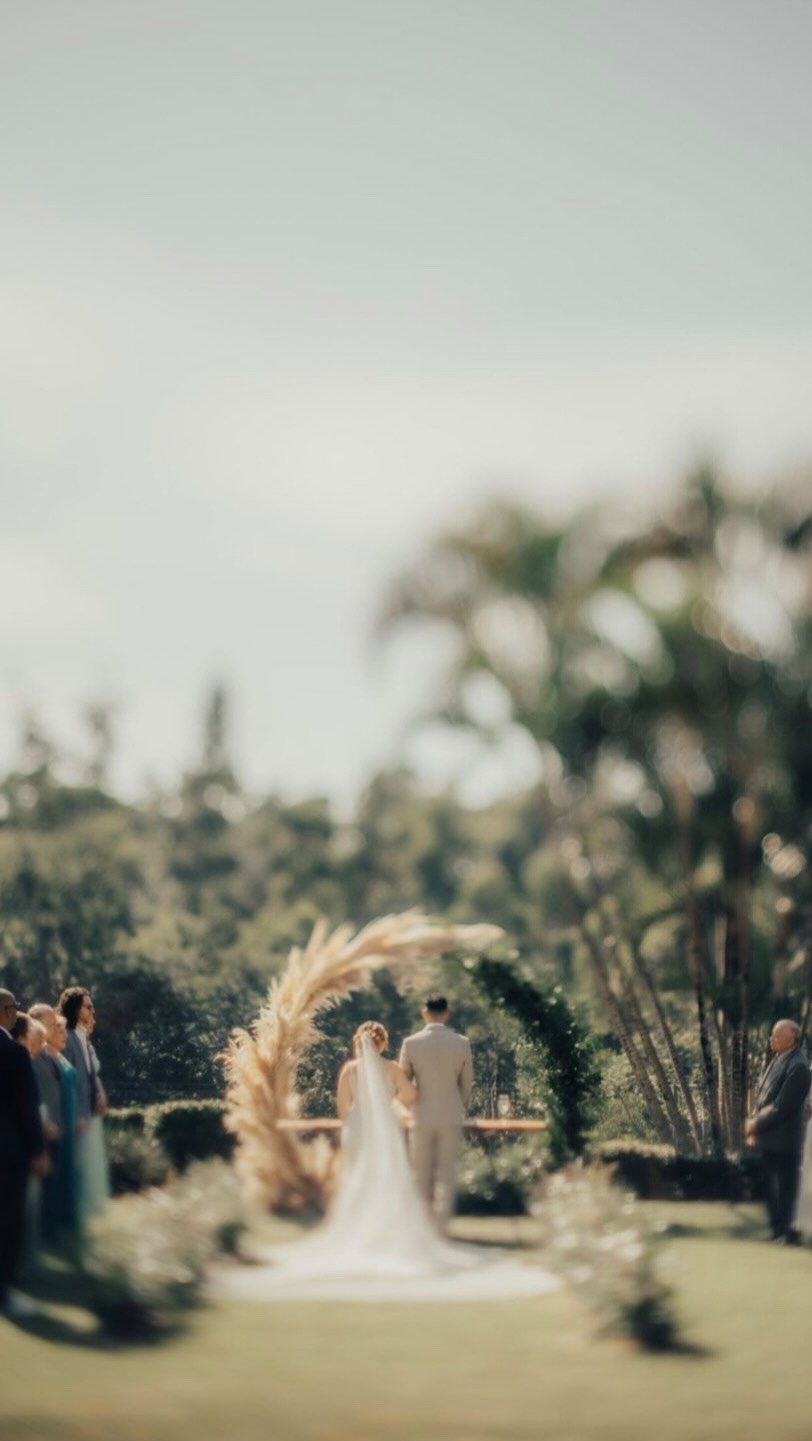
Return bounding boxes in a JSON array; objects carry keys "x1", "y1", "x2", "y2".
[{"x1": 399, "y1": 995, "x2": 473, "y2": 1228}]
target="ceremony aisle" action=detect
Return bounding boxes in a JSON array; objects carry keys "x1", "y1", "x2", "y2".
[{"x1": 3, "y1": 1204, "x2": 812, "y2": 1441}]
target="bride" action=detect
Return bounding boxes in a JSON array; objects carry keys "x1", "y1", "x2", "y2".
[{"x1": 216, "y1": 1020, "x2": 558, "y2": 1302}]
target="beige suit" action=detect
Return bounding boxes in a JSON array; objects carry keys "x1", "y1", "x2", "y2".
[{"x1": 399, "y1": 1023, "x2": 473, "y2": 1225}]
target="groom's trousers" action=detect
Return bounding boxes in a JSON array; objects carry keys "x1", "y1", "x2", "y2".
[{"x1": 411, "y1": 1123, "x2": 461, "y2": 1226}]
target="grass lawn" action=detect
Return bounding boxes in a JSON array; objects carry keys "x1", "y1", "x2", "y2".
[{"x1": 3, "y1": 1203, "x2": 810, "y2": 1441}]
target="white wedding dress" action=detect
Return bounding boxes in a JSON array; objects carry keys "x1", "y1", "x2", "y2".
[{"x1": 215, "y1": 1037, "x2": 559, "y2": 1303}]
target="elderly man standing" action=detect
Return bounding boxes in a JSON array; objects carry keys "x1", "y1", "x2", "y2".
[{"x1": 746, "y1": 1019, "x2": 811, "y2": 1245}]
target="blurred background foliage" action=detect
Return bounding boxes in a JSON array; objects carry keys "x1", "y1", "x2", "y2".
[{"x1": 1, "y1": 468, "x2": 811, "y2": 1155}]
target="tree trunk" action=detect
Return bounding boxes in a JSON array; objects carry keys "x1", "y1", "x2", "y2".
[
  {"x1": 722, "y1": 886, "x2": 746, "y2": 1153},
  {"x1": 681, "y1": 838, "x2": 725, "y2": 1158},
  {"x1": 604, "y1": 895, "x2": 704, "y2": 1155},
  {"x1": 596, "y1": 913, "x2": 696, "y2": 1153},
  {"x1": 570, "y1": 898, "x2": 675, "y2": 1145}
]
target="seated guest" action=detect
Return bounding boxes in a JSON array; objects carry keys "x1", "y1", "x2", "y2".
[{"x1": 29, "y1": 1003, "x2": 80, "y2": 1248}]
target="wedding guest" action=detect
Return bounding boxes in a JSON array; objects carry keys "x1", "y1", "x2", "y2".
[
  {"x1": 11, "y1": 1015, "x2": 49, "y2": 1276},
  {"x1": 0, "y1": 989, "x2": 47, "y2": 1320},
  {"x1": 81, "y1": 1002, "x2": 110, "y2": 1218},
  {"x1": 29, "y1": 1004, "x2": 80, "y2": 1248},
  {"x1": 746, "y1": 1019, "x2": 811, "y2": 1245},
  {"x1": 58, "y1": 988, "x2": 96, "y2": 1122},
  {"x1": 12, "y1": 1013, "x2": 48, "y2": 1062},
  {"x1": 57, "y1": 987, "x2": 109, "y2": 1221},
  {"x1": 29, "y1": 1005, "x2": 64, "y2": 1145}
]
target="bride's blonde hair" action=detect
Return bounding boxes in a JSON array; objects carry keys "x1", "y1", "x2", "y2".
[{"x1": 353, "y1": 1020, "x2": 388, "y2": 1054}]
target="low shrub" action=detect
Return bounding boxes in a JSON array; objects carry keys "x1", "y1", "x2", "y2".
[
  {"x1": 171, "y1": 1158, "x2": 247, "y2": 1256},
  {"x1": 533, "y1": 1162, "x2": 682, "y2": 1351},
  {"x1": 456, "y1": 1136, "x2": 550, "y2": 1216},
  {"x1": 81, "y1": 1158, "x2": 247, "y2": 1337},
  {"x1": 107, "y1": 1128, "x2": 172, "y2": 1195},
  {"x1": 105, "y1": 1107, "x2": 149, "y2": 1136},
  {"x1": 149, "y1": 1101, "x2": 233, "y2": 1171},
  {"x1": 593, "y1": 1139, "x2": 764, "y2": 1201},
  {"x1": 105, "y1": 1100, "x2": 233, "y2": 1180},
  {"x1": 81, "y1": 1192, "x2": 210, "y2": 1337}
]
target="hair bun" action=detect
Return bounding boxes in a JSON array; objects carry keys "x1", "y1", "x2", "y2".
[{"x1": 353, "y1": 1020, "x2": 388, "y2": 1053}]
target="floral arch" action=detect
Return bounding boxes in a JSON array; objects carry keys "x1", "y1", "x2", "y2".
[{"x1": 221, "y1": 910, "x2": 501, "y2": 1212}]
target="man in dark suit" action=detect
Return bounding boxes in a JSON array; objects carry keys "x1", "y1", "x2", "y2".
[
  {"x1": 746, "y1": 1018, "x2": 811, "y2": 1244},
  {"x1": 0, "y1": 988, "x2": 47, "y2": 1318}
]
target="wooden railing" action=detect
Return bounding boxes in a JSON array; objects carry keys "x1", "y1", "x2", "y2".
[{"x1": 275, "y1": 1117, "x2": 548, "y2": 1133}]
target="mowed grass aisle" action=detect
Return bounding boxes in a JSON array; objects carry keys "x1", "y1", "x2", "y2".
[{"x1": 3, "y1": 1204, "x2": 810, "y2": 1441}]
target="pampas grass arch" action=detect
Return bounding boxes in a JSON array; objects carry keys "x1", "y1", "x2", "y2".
[{"x1": 221, "y1": 910, "x2": 502, "y2": 1213}]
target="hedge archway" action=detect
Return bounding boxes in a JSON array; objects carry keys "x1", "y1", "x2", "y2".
[{"x1": 470, "y1": 958, "x2": 602, "y2": 1165}]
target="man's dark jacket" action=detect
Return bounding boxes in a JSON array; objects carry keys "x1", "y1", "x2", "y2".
[
  {"x1": 752, "y1": 1047, "x2": 811, "y2": 1153},
  {"x1": 0, "y1": 1028, "x2": 44, "y2": 1168}
]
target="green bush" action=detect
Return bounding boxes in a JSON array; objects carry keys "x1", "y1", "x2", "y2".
[
  {"x1": 533, "y1": 1162, "x2": 683, "y2": 1351},
  {"x1": 456, "y1": 1136, "x2": 550, "y2": 1216},
  {"x1": 105, "y1": 1100, "x2": 233, "y2": 1175},
  {"x1": 81, "y1": 1193, "x2": 211, "y2": 1337},
  {"x1": 593, "y1": 1139, "x2": 764, "y2": 1201},
  {"x1": 81, "y1": 1158, "x2": 246, "y2": 1337},
  {"x1": 171, "y1": 1158, "x2": 247, "y2": 1257},
  {"x1": 469, "y1": 960, "x2": 602, "y2": 1164},
  {"x1": 107, "y1": 1127, "x2": 172, "y2": 1195},
  {"x1": 105, "y1": 1107, "x2": 149, "y2": 1135},
  {"x1": 150, "y1": 1100, "x2": 233, "y2": 1170}
]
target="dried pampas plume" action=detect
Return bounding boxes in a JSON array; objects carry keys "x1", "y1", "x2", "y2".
[{"x1": 220, "y1": 910, "x2": 503, "y2": 1213}]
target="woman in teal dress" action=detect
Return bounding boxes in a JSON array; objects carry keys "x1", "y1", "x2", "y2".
[{"x1": 43, "y1": 1017, "x2": 81, "y2": 1246}]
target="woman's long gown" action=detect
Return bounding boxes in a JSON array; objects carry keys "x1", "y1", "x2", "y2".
[{"x1": 79, "y1": 1047, "x2": 110, "y2": 1222}]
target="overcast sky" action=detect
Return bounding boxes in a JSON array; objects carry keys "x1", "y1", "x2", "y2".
[{"x1": 2, "y1": 1, "x2": 811, "y2": 810}]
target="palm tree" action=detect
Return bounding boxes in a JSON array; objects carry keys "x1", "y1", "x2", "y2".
[{"x1": 380, "y1": 467, "x2": 812, "y2": 1153}]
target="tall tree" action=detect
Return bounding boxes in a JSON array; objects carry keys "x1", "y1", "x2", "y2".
[{"x1": 381, "y1": 468, "x2": 812, "y2": 1153}]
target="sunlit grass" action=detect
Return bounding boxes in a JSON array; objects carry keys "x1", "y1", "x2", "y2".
[{"x1": 3, "y1": 1204, "x2": 811, "y2": 1441}]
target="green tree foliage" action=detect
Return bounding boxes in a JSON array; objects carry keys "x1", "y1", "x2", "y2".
[
  {"x1": 382, "y1": 467, "x2": 812, "y2": 1153},
  {"x1": 3, "y1": 468, "x2": 810, "y2": 1155}
]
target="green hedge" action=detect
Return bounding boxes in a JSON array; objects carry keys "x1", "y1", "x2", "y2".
[
  {"x1": 593, "y1": 1140, "x2": 765, "y2": 1201},
  {"x1": 106, "y1": 1128, "x2": 171, "y2": 1194},
  {"x1": 105, "y1": 1109, "x2": 767, "y2": 1207},
  {"x1": 106, "y1": 1100, "x2": 233, "y2": 1189},
  {"x1": 150, "y1": 1100, "x2": 234, "y2": 1170},
  {"x1": 106, "y1": 1106, "x2": 149, "y2": 1135},
  {"x1": 456, "y1": 1136, "x2": 551, "y2": 1216},
  {"x1": 470, "y1": 959, "x2": 602, "y2": 1165}
]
